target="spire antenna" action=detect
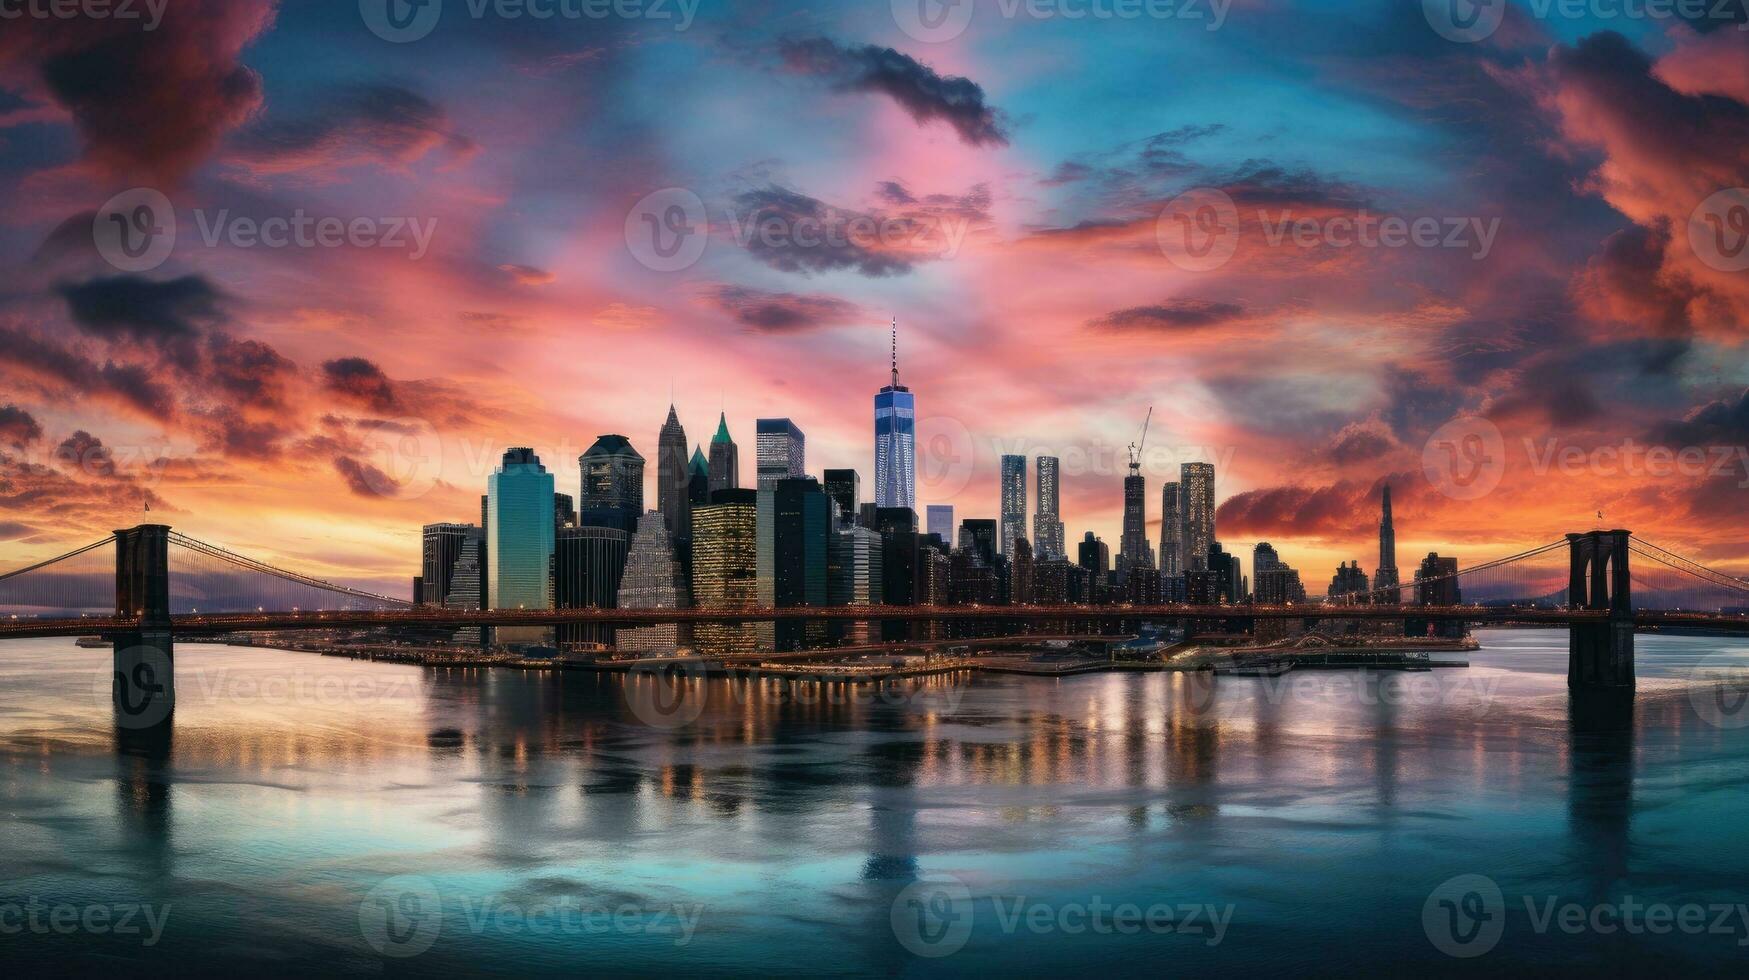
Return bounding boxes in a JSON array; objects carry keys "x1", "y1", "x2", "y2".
[{"x1": 890, "y1": 316, "x2": 899, "y2": 388}]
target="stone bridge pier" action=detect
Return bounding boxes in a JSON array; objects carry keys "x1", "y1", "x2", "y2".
[
  {"x1": 1568, "y1": 530, "x2": 1634, "y2": 689},
  {"x1": 111, "y1": 524, "x2": 175, "y2": 728}
]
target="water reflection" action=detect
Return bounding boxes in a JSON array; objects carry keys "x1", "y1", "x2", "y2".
[{"x1": 0, "y1": 633, "x2": 1745, "y2": 973}]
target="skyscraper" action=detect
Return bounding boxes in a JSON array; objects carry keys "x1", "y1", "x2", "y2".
[
  {"x1": 554, "y1": 525, "x2": 629, "y2": 647},
  {"x1": 578, "y1": 434, "x2": 644, "y2": 532},
  {"x1": 616, "y1": 511, "x2": 687, "y2": 655},
  {"x1": 692, "y1": 489, "x2": 759, "y2": 657},
  {"x1": 829, "y1": 522, "x2": 884, "y2": 644},
  {"x1": 657, "y1": 405, "x2": 691, "y2": 553},
  {"x1": 1118, "y1": 468, "x2": 1152, "y2": 581},
  {"x1": 421, "y1": 522, "x2": 484, "y2": 607},
  {"x1": 1159, "y1": 480, "x2": 1183, "y2": 578},
  {"x1": 688, "y1": 446, "x2": 710, "y2": 506},
  {"x1": 959, "y1": 519, "x2": 998, "y2": 567},
  {"x1": 926, "y1": 505, "x2": 955, "y2": 545},
  {"x1": 488, "y1": 447, "x2": 555, "y2": 645},
  {"x1": 757, "y1": 477, "x2": 829, "y2": 651},
  {"x1": 1033, "y1": 455, "x2": 1063, "y2": 559},
  {"x1": 823, "y1": 468, "x2": 860, "y2": 524},
  {"x1": 1078, "y1": 531, "x2": 1109, "y2": 578},
  {"x1": 1375, "y1": 483, "x2": 1400, "y2": 603},
  {"x1": 708, "y1": 413, "x2": 739, "y2": 492},
  {"x1": 1181, "y1": 462, "x2": 1215, "y2": 572},
  {"x1": 874, "y1": 317, "x2": 916, "y2": 510},
  {"x1": 755, "y1": 418, "x2": 805, "y2": 490},
  {"x1": 1000, "y1": 454, "x2": 1027, "y2": 556}
]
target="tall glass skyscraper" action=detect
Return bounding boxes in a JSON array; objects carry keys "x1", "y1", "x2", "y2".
[
  {"x1": 692, "y1": 489, "x2": 759, "y2": 657},
  {"x1": 657, "y1": 405, "x2": 691, "y2": 553},
  {"x1": 874, "y1": 318, "x2": 916, "y2": 510},
  {"x1": 578, "y1": 434, "x2": 643, "y2": 532},
  {"x1": 1159, "y1": 480, "x2": 1183, "y2": 577},
  {"x1": 999, "y1": 454, "x2": 1027, "y2": 556},
  {"x1": 708, "y1": 413, "x2": 739, "y2": 492},
  {"x1": 1181, "y1": 461, "x2": 1216, "y2": 572},
  {"x1": 616, "y1": 511, "x2": 686, "y2": 655},
  {"x1": 487, "y1": 448, "x2": 555, "y2": 612},
  {"x1": 755, "y1": 418, "x2": 805, "y2": 490},
  {"x1": 488, "y1": 448, "x2": 555, "y2": 645},
  {"x1": 1033, "y1": 455, "x2": 1063, "y2": 559},
  {"x1": 925, "y1": 504, "x2": 955, "y2": 546}
]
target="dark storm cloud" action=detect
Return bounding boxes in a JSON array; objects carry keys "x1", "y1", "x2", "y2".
[
  {"x1": 332, "y1": 455, "x2": 393, "y2": 498},
  {"x1": 729, "y1": 186, "x2": 919, "y2": 277},
  {"x1": 1090, "y1": 299, "x2": 1244, "y2": 332},
  {"x1": 206, "y1": 332, "x2": 297, "y2": 408},
  {"x1": 20, "y1": 0, "x2": 274, "y2": 186},
  {"x1": 321, "y1": 357, "x2": 402, "y2": 413},
  {"x1": 0, "y1": 325, "x2": 177, "y2": 418},
  {"x1": 778, "y1": 37, "x2": 1008, "y2": 147},
  {"x1": 0, "y1": 405, "x2": 42, "y2": 450},
  {"x1": 57, "y1": 276, "x2": 227, "y2": 362},
  {"x1": 52, "y1": 430, "x2": 115, "y2": 479},
  {"x1": 1216, "y1": 475, "x2": 1410, "y2": 540},
  {"x1": 231, "y1": 83, "x2": 476, "y2": 173},
  {"x1": 703, "y1": 284, "x2": 862, "y2": 332}
]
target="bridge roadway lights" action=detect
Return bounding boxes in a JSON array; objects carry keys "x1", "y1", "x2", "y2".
[
  {"x1": 112, "y1": 525, "x2": 175, "y2": 729},
  {"x1": 1567, "y1": 530, "x2": 1635, "y2": 690}
]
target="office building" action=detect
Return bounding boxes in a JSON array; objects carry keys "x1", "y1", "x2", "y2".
[
  {"x1": 1000, "y1": 454, "x2": 1026, "y2": 556},
  {"x1": 824, "y1": 469, "x2": 861, "y2": 525},
  {"x1": 421, "y1": 522, "x2": 484, "y2": 607},
  {"x1": 829, "y1": 523, "x2": 885, "y2": 644},
  {"x1": 1181, "y1": 462, "x2": 1215, "y2": 571},
  {"x1": 1010, "y1": 537, "x2": 1035, "y2": 605},
  {"x1": 1078, "y1": 531, "x2": 1110, "y2": 578},
  {"x1": 1033, "y1": 455, "x2": 1064, "y2": 559},
  {"x1": 578, "y1": 434, "x2": 644, "y2": 533},
  {"x1": 554, "y1": 525, "x2": 629, "y2": 647},
  {"x1": 1159, "y1": 480, "x2": 1183, "y2": 578},
  {"x1": 689, "y1": 446, "x2": 711, "y2": 506},
  {"x1": 758, "y1": 477, "x2": 829, "y2": 650},
  {"x1": 692, "y1": 489, "x2": 759, "y2": 657},
  {"x1": 487, "y1": 447, "x2": 555, "y2": 645},
  {"x1": 1329, "y1": 561, "x2": 1371, "y2": 601},
  {"x1": 657, "y1": 405, "x2": 691, "y2": 554},
  {"x1": 755, "y1": 418, "x2": 805, "y2": 490},
  {"x1": 1118, "y1": 469, "x2": 1153, "y2": 580},
  {"x1": 708, "y1": 413, "x2": 739, "y2": 492},
  {"x1": 554, "y1": 492, "x2": 574, "y2": 529},
  {"x1": 960, "y1": 519, "x2": 998, "y2": 567},
  {"x1": 616, "y1": 512, "x2": 687, "y2": 655},
  {"x1": 926, "y1": 505, "x2": 955, "y2": 546},
  {"x1": 1375, "y1": 483, "x2": 1401, "y2": 603},
  {"x1": 874, "y1": 318, "x2": 917, "y2": 510}
]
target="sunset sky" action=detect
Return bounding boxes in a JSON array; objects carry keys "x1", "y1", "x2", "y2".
[{"x1": 3, "y1": 0, "x2": 1748, "y2": 596}]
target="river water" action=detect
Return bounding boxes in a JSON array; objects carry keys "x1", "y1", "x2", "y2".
[{"x1": 2, "y1": 630, "x2": 1748, "y2": 975}]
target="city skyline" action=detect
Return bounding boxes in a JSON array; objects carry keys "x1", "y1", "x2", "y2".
[{"x1": 3, "y1": 5, "x2": 1748, "y2": 601}]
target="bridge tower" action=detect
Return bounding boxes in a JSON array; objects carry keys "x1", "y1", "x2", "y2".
[
  {"x1": 112, "y1": 524, "x2": 175, "y2": 727},
  {"x1": 1567, "y1": 530, "x2": 1634, "y2": 689}
]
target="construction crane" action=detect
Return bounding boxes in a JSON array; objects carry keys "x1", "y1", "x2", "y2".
[{"x1": 1127, "y1": 406, "x2": 1152, "y2": 475}]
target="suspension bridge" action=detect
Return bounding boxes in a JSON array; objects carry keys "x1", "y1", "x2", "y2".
[{"x1": 4, "y1": 525, "x2": 1749, "y2": 723}]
